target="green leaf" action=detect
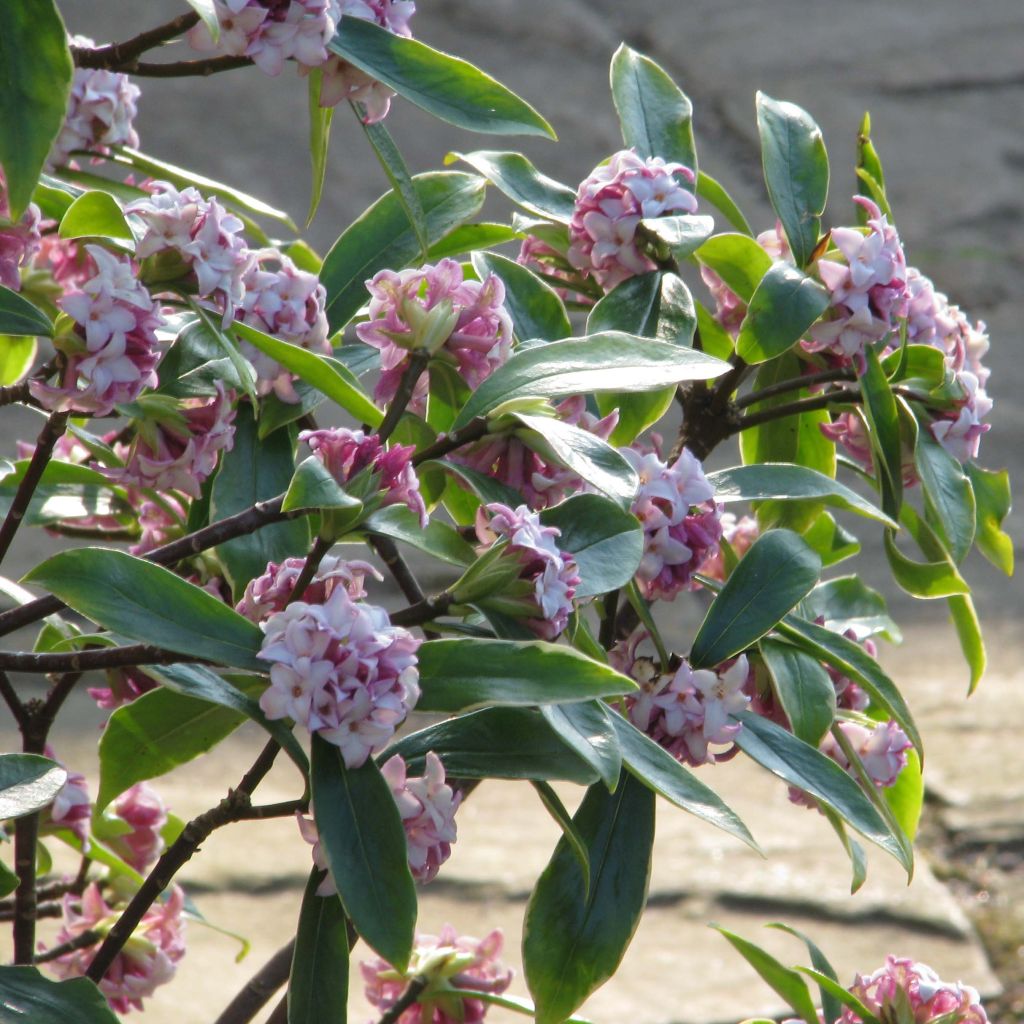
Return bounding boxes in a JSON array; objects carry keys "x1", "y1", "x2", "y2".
[
  {"x1": 59, "y1": 191, "x2": 133, "y2": 245},
  {"x1": 694, "y1": 300, "x2": 735, "y2": 361},
  {"x1": 733, "y1": 713, "x2": 912, "y2": 871},
  {"x1": 965, "y1": 462, "x2": 1013, "y2": 575},
  {"x1": 191, "y1": 302, "x2": 258, "y2": 404},
  {"x1": 310, "y1": 736, "x2": 416, "y2": 970},
  {"x1": 801, "y1": 576, "x2": 902, "y2": 643},
  {"x1": 610, "y1": 713, "x2": 758, "y2": 850},
  {"x1": 540, "y1": 701, "x2": 622, "y2": 791},
  {"x1": 539, "y1": 494, "x2": 644, "y2": 598},
  {"x1": 696, "y1": 171, "x2": 753, "y2": 235},
  {"x1": 735, "y1": 262, "x2": 829, "y2": 364},
  {"x1": 437, "y1": 461, "x2": 524, "y2": 509},
  {"x1": 0, "y1": 0, "x2": 72, "y2": 216},
  {"x1": 858, "y1": 348, "x2": 903, "y2": 520},
  {"x1": 471, "y1": 251, "x2": 570, "y2": 342},
  {"x1": 0, "y1": 458, "x2": 121, "y2": 526},
  {"x1": 158, "y1": 316, "x2": 252, "y2": 398},
  {"x1": 321, "y1": 171, "x2": 485, "y2": 331},
  {"x1": 306, "y1": 68, "x2": 334, "y2": 226},
  {"x1": 282, "y1": 456, "x2": 363, "y2": 519},
  {"x1": 330, "y1": 17, "x2": 554, "y2": 138},
  {"x1": 0, "y1": 860, "x2": 16, "y2": 898},
  {"x1": 183, "y1": 0, "x2": 220, "y2": 42},
  {"x1": 0, "y1": 968, "x2": 119, "y2": 1024},
  {"x1": 426, "y1": 222, "x2": 521, "y2": 262},
  {"x1": 949, "y1": 593, "x2": 986, "y2": 695},
  {"x1": 883, "y1": 529, "x2": 969, "y2": 599},
  {"x1": 768, "y1": 923, "x2": 843, "y2": 1024},
  {"x1": 883, "y1": 747, "x2": 923, "y2": 842},
  {"x1": 706, "y1": 463, "x2": 896, "y2": 527},
  {"x1": 690, "y1": 530, "x2": 821, "y2": 668},
  {"x1": 821, "y1": 806, "x2": 869, "y2": 893},
  {"x1": 233, "y1": 320, "x2": 383, "y2": 427},
  {"x1": 610, "y1": 45, "x2": 696, "y2": 175},
  {"x1": 451, "y1": 333, "x2": 728, "y2": 431},
  {"x1": 512, "y1": 412, "x2": 637, "y2": 506},
  {"x1": 0, "y1": 754, "x2": 66, "y2": 819},
  {"x1": 25, "y1": 548, "x2": 265, "y2": 671},
  {"x1": 797, "y1": 967, "x2": 883, "y2": 1024},
  {"x1": 759, "y1": 638, "x2": 835, "y2": 746},
  {"x1": 211, "y1": 407, "x2": 311, "y2": 597},
  {"x1": 523, "y1": 775, "x2": 654, "y2": 1024},
  {"x1": 532, "y1": 781, "x2": 591, "y2": 896},
  {"x1": 855, "y1": 111, "x2": 891, "y2": 221},
  {"x1": 713, "y1": 927, "x2": 819, "y2": 1024},
  {"x1": 451, "y1": 150, "x2": 575, "y2": 222},
  {"x1": 416, "y1": 638, "x2": 636, "y2": 712},
  {"x1": 0, "y1": 286, "x2": 53, "y2": 337},
  {"x1": 755, "y1": 93, "x2": 829, "y2": 267},
  {"x1": 640, "y1": 214, "x2": 715, "y2": 258},
  {"x1": 695, "y1": 233, "x2": 773, "y2": 303},
  {"x1": 587, "y1": 271, "x2": 696, "y2": 346},
  {"x1": 365, "y1": 505, "x2": 475, "y2": 566},
  {"x1": 288, "y1": 870, "x2": 349, "y2": 1024},
  {"x1": 0, "y1": 335, "x2": 37, "y2": 385},
  {"x1": 914, "y1": 419, "x2": 975, "y2": 563},
  {"x1": 387, "y1": 707, "x2": 600, "y2": 785}
]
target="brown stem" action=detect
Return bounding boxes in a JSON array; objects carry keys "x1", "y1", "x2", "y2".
[
  {"x1": 213, "y1": 939, "x2": 296, "y2": 1024},
  {"x1": 12, "y1": 811, "x2": 40, "y2": 962},
  {"x1": 388, "y1": 592, "x2": 453, "y2": 628},
  {"x1": 38, "y1": 672, "x2": 84, "y2": 733},
  {"x1": 122, "y1": 56, "x2": 254, "y2": 78},
  {"x1": 70, "y1": 12, "x2": 200, "y2": 69},
  {"x1": 368, "y1": 535, "x2": 425, "y2": 605},
  {"x1": 0, "y1": 899, "x2": 61, "y2": 922},
  {"x1": 0, "y1": 411, "x2": 68, "y2": 568},
  {"x1": 0, "y1": 380, "x2": 33, "y2": 408},
  {"x1": 0, "y1": 645, "x2": 194, "y2": 674},
  {"x1": 0, "y1": 669, "x2": 26, "y2": 728},
  {"x1": 235, "y1": 798, "x2": 307, "y2": 821},
  {"x1": 734, "y1": 366, "x2": 856, "y2": 409},
  {"x1": 377, "y1": 352, "x2": 429, "y2": 443},
  {"x1": 377, "y1": 976, "x2": 430, "y2": 1024},
  {"x1": 34, "y1": 927, "x2": 103, "y2": 964},
  {"x1": 411, "y1": 417, "x2": 489, "y2": 466},
  {"x1": 733, "y1": 389, "x2": 860, "y2": 431},
  {"x1": 285, "y1": 534, "x2": 334, "y2": 606}
]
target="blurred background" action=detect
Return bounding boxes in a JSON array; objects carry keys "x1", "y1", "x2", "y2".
[{"x1": 7, "y1": 2, "x2": 1023, "y2": 1021}]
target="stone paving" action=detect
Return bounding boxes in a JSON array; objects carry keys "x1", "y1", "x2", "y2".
[{"x1": 4, "y1": 1, "x2": 1023, "y2": 1021}]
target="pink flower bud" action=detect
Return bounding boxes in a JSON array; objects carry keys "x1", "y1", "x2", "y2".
[
  {"x1": 108, "y1": 782, "x2": 169, "y2": 873},
  {"x1": 0, "y1": 171, "x2": 41, "y2": 292},
  {"x1": 41, "y1": 746, "x2": 91, "y2": 847}
]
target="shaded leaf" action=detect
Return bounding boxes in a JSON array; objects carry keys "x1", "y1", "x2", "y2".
[
  {"x1": 0, "y1": 968, "x2": 118, "y2": 1024},
  {"x1": 0, "y1": 754, "x2": 66, "y2": 820},
  {"x1": 288, "y1": 870, "x2": 349, "y2": 1024},
  {"x1": 540, "y1": 701, "x2": 622, "y2": 791}
]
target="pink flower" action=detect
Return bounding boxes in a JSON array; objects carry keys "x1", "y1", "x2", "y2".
[
  {"x1": 804, "y1": 197, "x2": 909, "y2": 367},
  {"x1": 236, "y1": 250, "x2": 330, "y2": 401},
  {"x1": 450, "y1": 396, "x2": 618, "y2": 510},
  {"x1": 236, "y1": 554, "x2": 381, "y2": 622},
  {"x1": 33, "y1": 231, "x2": 93, "y2": 289},
  {"x1": 41, "y1": 746, "x2": 91, "y2": 847},
  {"x1": 30, "y1": 246, "x2": 164, "y2": 416},
  {"x1": 299, "y1": 426, "x2": 428, "y2": 527},
  {"x1": 295, "y1": 811, "x2": 336, "y2": 895},
  {"x1": 381, "y1": 752, "x2": 461, "y2": 883},
  {"x1": 624, "y1": 444, "x2": 722, "y2": 601},
  {"x1": 0, "y1": 171, "x2": 42, "y2": 292},
  {"x1": 698, "y1": 513, "x2": 759, "y2": 582},
  {"x1": 362, "y1": 925, "x2": 513, "y2": 1024},
  {"x1": 257, "y1": 587, "x2": 421, "y2": 768},
  {"x1": 356, "y1": 258, "x2": 512, "y2": 411},
  {"x1": 45, "y1": 883, "x2": 187, "y2": 1014},
  {"x1": 88, "y1": 666, "x2": 159, "y2": 710},
  {"x1": 130, "y1": 492, "x2": 188, "y2": 555},
  {"x1": 568, "y1": 149, "x2": 698, "y2": 290},
  {"x1": 49, "y1": 39, "x2": 140, "y2": 167},
  {"x1": 842, "y1": 956, "x2": 989, "y2": 1024},
  {"x1": 827, "y1": 719, "x2": 911, "y2": 789},
  {"x1": 107, "y1": 783, "x2": 168, "y2": 873},
  {"x1": 516, "y1": 235, "x2": 592, "y2": 306},
  {"x1": 474, "y1": 503, "x2": 579, "y2": 641}
]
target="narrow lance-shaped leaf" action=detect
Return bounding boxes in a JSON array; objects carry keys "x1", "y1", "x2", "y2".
[
  {"x1": 451, "y1": 150, "x2": 576, "y2": 222},
  {"x1": 0, "y1": 968, "x2": 120, "y2": 1024},
  {"x1": 305, "y1": 69, "x2": 334, "y2": 226},
  {"x1": 0, "y1": 286, "x2": 53, "y2": 337},
  {"x1": 965, "y1": 462, "x2": 1013, "y2": 575},
  {"x1": 696, "y1": 171, "x2": 754, "y2": 235},
  {"x1": 532, "y1": 781, "x2": 591, "y2": 896},
  {"x1": 540, "y1": 701, "x2": 622, "y2": 792},
  {"x1": 0, "y1": 754, "x2": 66, "y2": 819},
  {"x1": 759, "y1": 638, "x2": 835, "y2": 746},
  {"x1": 288, "y1": 869, "x2": 349, "y2": 1024},
  {"x1": 768, "y1": 923, "x2": 844, "y2": 1024},
  {"x1": 472, "y1": 250, "x2": 571, "y2": 342},
  {"x1": 858, "y1": 347, "x2": 903, "y2": 520}
]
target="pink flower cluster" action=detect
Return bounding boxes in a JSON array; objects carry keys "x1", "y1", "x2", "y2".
[
  {"x1": 237, "y1": 554, "x2": 379, "y2": 622},
  {"x1": 474, "y1": 503, "x2": 579, "y2": 640},
  {"x1": 31, "y1": 246, "x2": 164, "y2": 416},
  {"x1": 841, "y1": 956, "x2": 988, "y2": 1024},
  {"x1": 88, "y1": 666, "x2": 159, "y2": 710},
  {"x1": 107, "y1": 782, "x2": 169, "y2": 873},
  {"x1": 131, "y1": 493, "x2": 188, "y2": 555},
  {"x1": 257, "y1": 587, "x2": 421, "y2": 767},
  {"x1": 516, "y1": 234, "x2": 590, "y2": 306},
  {"x1": 362, "y1": 925, "x2": 513, "y2": 1024},
  {"x1": 803, "y1": 197, "x2": 909, "y2": 366},
  {"x1": 624, "y1": 445, "x2": 722, "y2": 601},
  {"x1": 299, "y1": 426, "x2": 428, "y2": 526},
  {"x1": 568, "y1": 149, "x2": 698, "y2": 290},
  {"x1": 49, "y1": 39, "x2": 140, "y2": 167},
  {"x1": 357, "y1": 258, "x2": 513, "y2": 411},
  {"x1": 236, "y1": 251, "x2": 330, "y2": 401},
  {"x1": 42, "y1": 747, "x2": 91, "y2": 847},
  {"x1": 46, "y1": 883, "x2": 187, "y2": 1014},
  {"x1": 115, "y1": 383, "x2": 237, "y2": 498},
  {"x1": 127, "y1": 182, "x2": 254, "y2": 316},
  {"x1": 698, "y1": 513, "x2": 759, "y2": 582},
  {"x1": 451, "y1": 396, "x2": 618, "y2": 510},
  {"x1": 0, "y1": 171, "x2": 41, "y2": 292}
]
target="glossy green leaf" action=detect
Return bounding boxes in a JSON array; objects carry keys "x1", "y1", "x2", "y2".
[
  {"x1": 416, "y1": 638, "x2": 636, "y2": 712},
  {"x1": 311, "y1": 736, "x2": 416, "y2": 969},
  {"x1": 288, "y1": 870, "x2": 349, "y2": 1024},
  {"x1": 331, "y1": 17, "x2": 554, "y2": 138},
  {"x1": 321, "y1": 171, "x2": 485, "y2": 331},
  {"x1": 0, "y1": 968, "x2": 118, "y2": 1024},
  {"x1": 387, "y1": 707, "x2": 600, "y2": 785},
  {"x1": 858, "y1": 348, "x2": 903, "y2": 519},
  {"x1": 532, "y1": 781, "x2": 591, "y2": 895},
  {"x1": 587, "y1": 270, "x2": 696, "y2": 346},
  {"x1": 768, "y1": 923, "x2": 843, "y2": 1024},
  {"x1": 949, "y1": 593, "x2": 986, "y2": 695},
  {"x1": 233, "y1": 320, "x2": 382, "y2": 427},
  {"x1": 801, "y1": 576, "x2": 901, "y2": 643},
  {"x1": 855, "y1": 112, "x2": 891, "y2": 220},
  {"x1": 798, "y1": 967, "x2": 882, "y2": 1024},
  {"x1": 259, "y1": 385, "x2": 326, "y2": 438},
  {"x1": 694, "y1": 300, "x2": 735, "y2": 361},
  {"x1": 191, "y1": 302, "x2": 258, "y2": 405},
  {"x1": 735, "y1": 262, "x2": 829, "y2": 364},
  {"x1": 158, "y1": 316, "x2": 252, "y2": 398},
  {"x1": 0, "y1": 754, "x2": 66, "y2": 819},
  {"x1": 706, "y1": 463, "x2": 895, "y2": 526},
  {"x1": 212, "y1": 407, "x2": 311, "y2": 597},
  {"x1": 0, "y1": 335, "x2": 37, "y2": 385},
  {"x1": 0, "y1": 860, "x2": 16, "y2": 898},
  {"x1": 183, "y1": 0, "x2": 220, "y2": 42},
  {"x1": 913, "y1": 420, "x2": 975, "y2": 563},
  {"x1": 539, "y1": 494, "x2": 644, "y2": 598},
  {"x1": 755, "y1": 93, "x2": 829, "y2": 267},
  {"x1": 822, "y1": 806, "x2": 869, "y2": 894},
  {"x1": 610, "y1": 45, "x2": 696, "y2": 175},
  {"x1": 451, "y1": 333, "x2": 728, "y2": 430},
  {"x1": 734, "y1": 713, "x2": 912, "y2": 871},
  {"x1": 695, "y1": 233, "x2": 773, "y2": 303},
  {"x1": 436, "y1": 461, "x2": 524, "y2": 509},
  {"x1": 640, "y1": 214, "x2": 715, "y2": 258},
  {"x1": 690, "y1": 530, "x2": 821, "y2": 668},
  {"x1": 714, "y1": 927, "x2": 819, "y2": 1024},
  {"x1": 883, "y1": 747, "x2": 923, "y2": 842},
  {"x1": 25, "y1": 548, "x2": 264, "y2": 671},
  {"x1": 610, "y1": 713, "x2": 758, "y2": 849},
  {"x1": 883, "y1": 529, "x2": 969, "y2": 599},
  {"x1": 523, "y1": 775, "x2": 654, "y2": 1024},
  {"x1": 0, "y1": 458, "x2": 121, "y2": 527},
  {"x1": 451, "y1": 150, "x2": 575, "y2": 222},
  {"x1": 759, "y1": 638, "x2": 835, "y2": 746},
  {"x1": 364, "y1": 504, "x2": 475, "y2": 566},
  {"x1": 965, "y1": 462, "x2": 1013, "y2": 575},
  {"x1": 426, "y1": 222, "x2": 520, "y2": 261},
  {"x1": 0, "y1": 0, "x2": 72, "y2": 216},
  {"x1": 472, "y1": 251, "x2": 571, "y2": 341},
  {"x1": 282, "y1": 456, "x2": 363, "y2": 518},
  {"x1": 540, "y1": 701, "x2": 622, "y2": 791},
  {"x1": 0, "y1": 286, "x2": 53, "y2": 337},
  {"x1": 59, "y1": 191, "x2": 133, "y2": 244},
  {"x1": 305, "y1": 68, "x2": 334, "y2": 226},
  {"x1": 696, "y1": 171, "x2": 753, "y2": 235}
]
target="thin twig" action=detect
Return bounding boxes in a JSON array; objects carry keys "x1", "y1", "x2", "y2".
[
  {"x1": 285, "y1": 534, "x2": 334, "y2": 605},
  {"x1": 12, "y1": 811, "x2": 40, "y2": 962},
  {"x1": 234, "y1": 798, "x2": 306, "y2": 821},
  {"x1": 70, "y1": 12, "x2": 200, "y2": 68},
  {"x1": 0, "y1": 900, "x2": 61, "y2": 922},
  {"x1": 377, "y1": 352, "x2": 429, "y2": 443},
  {"x1": 34, "y1": 928, "x2": 102, "y2": 964},
  {"x1": 368, "y1": 535, "x2": 425, "y2": 605},
  {"x1": 388, "y1": 592, "x2": 454, "y2": 628},
  {"x1": 733, "y1": 389, "x2": 860, "y2": 431},
  {"x1": 0, "y1": 645, "x2": 193, "y2": 674},
  {"x1": 734, "y1": 366, "x2": 856, "y2": 409},
  {"x1": 213, "y1": 939, "x2": 296, "y2": 1024},
  {"x1": 411, "y1": 417, "x2": 490, "y2": 466},
  {"x1": 377, "y1": 976, "x2": 430, "y2": 1024},
  {"x1": 124, "y1": 55, "x2": 254, "y2": 77},
  {"x1": 0, "y1": 669, "x2": 26, "y2": 728}
]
